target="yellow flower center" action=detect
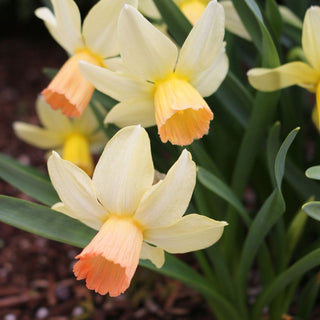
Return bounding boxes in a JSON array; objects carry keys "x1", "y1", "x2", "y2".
[
  {"x1": 62, "y1": 133, "x2": 94, "y2": 176},
  {"x1": 178, "y1": 0, "x2": 207, "y2": 25},
  {"x1": 154, "y1": 73, "x2": 213, "y2": 145}
]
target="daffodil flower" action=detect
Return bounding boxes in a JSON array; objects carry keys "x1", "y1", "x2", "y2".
[
  {"x1": 13, "y1": 96, "x2": 106, "y2": 176},
  {"x1": 248, "y1": 6, "x2": 320, "y2": 126},
  {"x1": 139, "y1": 0, "x2": 250, "y2": 40},
  {"x1": 48, "y1": 125, "x2": 227, "y2": 296},
  {"x1": 36, "y1": 0, "x2": 137, "y2": 117},
  {"x1": 80, "y1": 1, "x2": 228, "y2": 146}
]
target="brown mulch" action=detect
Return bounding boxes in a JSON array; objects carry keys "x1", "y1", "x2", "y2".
[{"x1": 0, "y1": 35, "x2": 213, "y2": 319}]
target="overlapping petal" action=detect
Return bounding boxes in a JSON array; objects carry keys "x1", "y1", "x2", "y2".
[
  {"x1": 118, "y1": 5, "x2": 178, "y2": 81},
  {"x1": 144, "y1": 214, "x2": 227, "y2": 253},
  {"x1": 13, "y1": 123, "x2": 63, "y2": 149},
  {"x1": 302, "y1": 6, "x2": 320, "y2": 71},
  {"x1": 140, "y1": 242, "x2": 165, "y2": 268},
  {"x1": 92, "y1": 126, "x2": 154, "y2": 215},
  {"x1": 52, "y1": 202, "x2": 103, "y2": 230},
  {"x1": 191, "y1": 46, "x2": 229, "y2": 97},
  {"x1": 50, "y1": 0, "x2": 83, "y2": 54},
  {"x1": 48, "y1": 152, "x2": 106, "y2": 228},
  {"x1": 134, "y1": 150, "x2": 196, "y2": 228},
  {"x1": 83, "y1": 0, "x2": 138, "y2": 58},
  {"x1": 247, "y1": 62, "x2": 319, "y2": 92},
  {"x1": 176, "y1": 0, "x2": 225, "y2": 78},
  {"x1": 104, "y1": 98, "x2": 156, "y2": 127},
  {"x1": 36, "y1": 96, "x2": 72, "y2": 133},
  {"x1": 79, "y1": 61, "x2": 153, "y2": 101}
]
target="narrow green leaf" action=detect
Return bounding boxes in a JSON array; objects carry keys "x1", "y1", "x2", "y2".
[
  {"x1": 153, "y1": 0, "x2": 192, "y2": 46},
  {"x1": 0, "y1": 153, "x2": 59, "y2": 206},
  {"x1": 252, "y1": 249, "x2": 320, "y2": 319},
  {"x1": 265, "y1": 0, "x2": 283, "y2": 41},
  {"x1": 0, "y1": 195, "x2": 95, "y2": 247},
  {"x1": 197, "y1": 166, "x2": 250, "y2": 226},
  {"x1": 267, "y1": 122, "x2": 281, "y2": 187},
  {"x1": 306, "y1": 165, "x2": 320, "y2": 180}
]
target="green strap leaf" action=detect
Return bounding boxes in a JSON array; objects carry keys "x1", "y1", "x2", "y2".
[{"x1": 0, "y1": 153, "x2": 59, "y2": 206}]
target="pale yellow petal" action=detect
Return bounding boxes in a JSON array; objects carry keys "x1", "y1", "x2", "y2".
[
  {"x1": 50, "y1": 0, "x2": 83, "y2": 54},
  {"x1": 52, "y1": 202, "x2": 103, "y2": 230},
  {"x1": 118, "y1": 4, "x2": 178, "y2": 81},
  {"x1": 92, "y1": 126, "x2": 154, "y2": 215},
  {"x1": 79, "y1": 61, "x2": 153, "y2": 101},
  {"x1": 36, "y1": 96, "x2": 72, "y2": 133},
  {"x1": 144, "y1": 214, "x2": 227, "y2": 253},
  {"x1": 48, "y1": 152, "x2": 107, "y2": 228},
  {"x1": 138, "y1": 0, "x2": 161, "y2": 19},
  {"x1": 247, "y1": 62, "x2": 319, "y2": 92},
  {"x1": 176, "y1": 0, "x2": 225, "y2": 78},
  {"x1": 140, "y1": 242, "x2": 165, "y2": 268},
  {"x1": 190, "y1": 46, "x2": 229, "y2": 97},
  {"x1": 221, "y1": 0, "x2": 251, "y2": 41},
  {"x1": 104, "y1": 97, "x2": 155, "y2": 128},
  {"x1": 83, "y1": 0, "x2": 138, "y2": 58},
  {"x1": 13, "y1": 122, "x2": 63, "y2": 149},
  {"x1": 302, "y1": 6, "x2": 320, "y2": 71},
  {"x1": 134, "y1": 150, "x2": 196, "y2": 228}
]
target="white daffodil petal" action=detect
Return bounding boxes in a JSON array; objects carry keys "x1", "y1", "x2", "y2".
[
  {"x1": 92, "y1": 126, "x2": 154, "y2": 215},
  {"x1": 52, "y1": 202, "x2": 103, "y2": 230},
  {"x1": 144, "y1": 214, "x2": 227, "y2": 253},
  {"x1": 247, "y1": 62, "x2": 319, "y2": 92},
  {"x1": 72, "y1": 105, "x2": 99, "y2": 134},
  {"x1": 140, "y1": 242, "x2": 165, "y2": 268},
  {"x1": 13, "y1": 122, "x2": 63, "y2": 149},
  {"x1": 51, "y1": 0, "x2": 83, "y2": 54},
  {"x1": 105, "y1": 57, "x2": 128, "y2": 72},
  {"x1": 48, "y1": 152, "x2": 107, "y2": 227},
  {"x1": 191, "y1": 46, "x2": 229, "y2": 97},
  {"x1": 104, "y1": 97, "x2": 156, "y2": 128},
  {"x1": 302, "y1": 6, "x2": 320, "y2": 71},
  {"x1": 134, "y1": 150, "x2": 196, "y2": 228},
  {"x1": 176, "y1": 0, "x2": 225, "y2": 77},
  {"x1": 83, "y1": 0, "x2": 138, "y2": 58},
  {"x1": 36, "y1": 96, "x2": 72, "y2": 133},
  {"x1": 118, "y1": 5, "x2": 178, "y2": 81},
  {"x1": 221, "y1": 1, "x2": 251, "y2": 41},
  {"x1": 138, "y1": 0, "x2": 161, "y2": 20},
  {"x1": 79, "y1": 61, "x2": 153, "y2": 101}
]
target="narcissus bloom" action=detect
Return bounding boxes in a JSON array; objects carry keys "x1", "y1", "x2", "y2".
[
  {"x1": 48, "y1": 126, "x2": 227, "y2": 296},
  {"x1": 248, "y1": 6, "x2": 320, "y2": 126},
  {"x1": 80, "y1": 1, "x2": 228, "y2": 146},
  {"x1": 13, "y1": 97, "x2": 106, "y2": 176},
  {"x1": 139, "y1": 0, "x2": 250, "y2": 40},
  {"x1": 36, "y1": 0, "x2": 137, "y2": 117}
]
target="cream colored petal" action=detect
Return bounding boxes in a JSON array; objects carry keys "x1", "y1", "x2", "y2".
[
  {"x1": 190, "y1": 46, "x2": 229, "y2": 97},
  {"x1": 140, "y1": 242, "x2": 165, "y2": 268},
  {"x1": 144, "y1": 214, "x2": 227, "y2": 253},
  {"x1": 247, "y1": 62, "x2": 319, "y2": 92},
  {"x1": 72, "y1": 104, "x2": 99, "y2": 134},
  {"x1": 51, "y1": 0, "x2": 83, "y2": 54},
  {"x1": 105, "y1": 57, "x2": 128, "y2": 72},
  {"x1": 118, "y1": 5, "x2": 178, "y2": 81},
  {"x1": 104, "y1": 97, "x2": 156, "y2": 128},
  {"x1": 92, "y1": 126, "x2": 154, "y2": 215},
  {"x1": 134, "y1": 150, "x2": 196, "y2": 228},
  {"x1": 220, "y1": 0, "x2": 251, "y2": 41},
  {"x1": 83, "y1": 0, "x2": 138, "y2": 58},
  {"x1": 36, "y1": 96, "x2": 72, "y2": 133},
  {"x1": 48, "y1": 152, "x2": 107, "y2": 228},
  {"x1": 79, "y1": 61, "x2": 153, "y2": 101},
  {"x1": 303, "y1": 6, "x2": 320, "y2": 71},
  {"x1": 13, "y1": 122, "x2": 63, "y2": 149},
  {"x1": 52, "y1": 202, "x2": 103, "y2": 230},
  {"x1": 176, "y1": 0, "x2": 225, "y2": 78},
  {"x1": 279, "y1": 5, "x2": 302, "y2": 29},
  {"x1": 138, "y1": 0, "x2": 161, "y2": 19}
]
